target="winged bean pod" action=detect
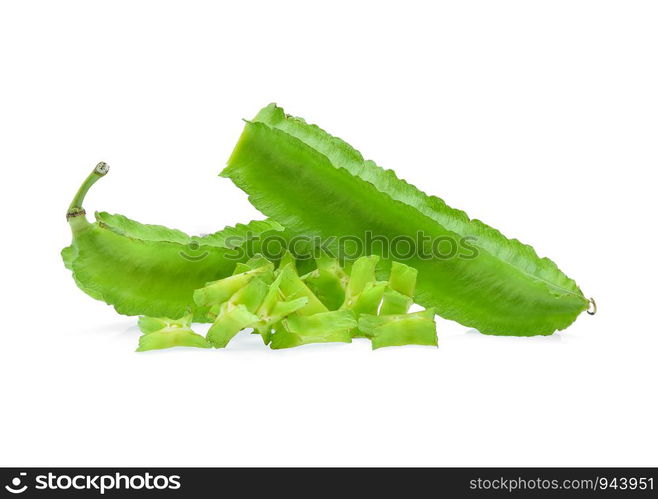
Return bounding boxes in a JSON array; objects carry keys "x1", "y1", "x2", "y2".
[
  {"x1": 222, "y1": 104, "x2": 592, "y2": 335},
  {"x1": 62, "y1": 163, "x2": 286, "y2": 321}
]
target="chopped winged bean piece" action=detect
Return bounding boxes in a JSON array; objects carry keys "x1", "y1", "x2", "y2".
[
  {"x1": 359, "y1": 310, "x2": 438, "y2": 349},
  {"x1": 342, "y1": 255, "x2": 379, "y2": 308},
  {"x1": 254, "y1": 297, "x2": 309, "y2": 345},
  {"x1": 260, "y1": 297, "x2": 309, "y2": 327},
  {"x1": 269, "y1": 311, "x2": 355, "y2": 349},
  {"x1": 243, "y1": 254, "x2": 275, "y2": 274},
  {"x1": 227, "y1": 278, "x2": 269, "y2": 313},
  {"x1": 193, "y1": 265, "x2": 272, "y2": 308},
  {"x1": 137, "y1": 326, "x2": 211, "y2": 352},
  {"x1": 207, "y1": 305, "x2": 260, "y2": 348},
  {"x1": 350, "y1": 281, "x2": 387, "y2": 316},
  {"x1": 387, "y1": 262, "x2": 418, "y2": 298},
  {"x1": 302, "y1": 255, "x2": 348, "y2": 310},
  {"x1": 379, "y1": 262, "x2": 417, "y2": 315},
  {"x1": 232, "y1": 263, "x2": 252, "y2": 275},
  {"x1": 138, "y1": 311, "x2": 193, "y2": 335},
  {"x1": 379, "y1": 289, "x2": 414, "y2": 315},
  {"x1": 276, "y1": 264, "x2": 328, "y2": 315},
  {"x1": 278, "y1": 250, "x2": 297, "y2": 274},
  {"x1": 286, "y1": 310, "x2": 357, "y2": 335}
]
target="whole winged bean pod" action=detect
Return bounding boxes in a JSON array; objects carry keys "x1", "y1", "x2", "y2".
[
  {"x1": 62, "y1": 163, "x2": 286, "y2": 321},
  {"x1": 222, "y1": 104, "x2": 595, "y2": 336}
]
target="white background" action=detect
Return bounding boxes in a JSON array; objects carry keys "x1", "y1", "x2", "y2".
[{"x1": 1, "y1": 1, "x2": 656, "y2": 467}]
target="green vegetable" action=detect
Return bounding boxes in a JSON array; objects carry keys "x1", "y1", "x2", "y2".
[
  {"x1": 255, "y1": 297, "x2": 309, "y2": 344},
  {"x1": 206, "y1": 305, "x2": 260, "y2": 348},
  {"x1": 188, "y1": 255, "x2": 433, "y2": 351},
  {"x1": 137, "y1": 311, "x2": 194, "y2": 334},
  {"x1": 379, "y1": 290, "x2": 413, "y2": 316},
  {"x1": 379, "y1": 262, "x2": 417, "y2": 315},
  {"x1": 301, "y1": 254, "x2": 349, "y2": 310},
  {"x1": 192, "y1": 264, "x2": 273, "y2": 309},
  {"x1": 276, "y1": 263, "x2": 329, "y2": 316},
  {"x1": 136, "y1": 312, "x2": 211, "y2": 352},
  {"x1": 137, "y1": 326, "x2": 212, "y2": 352},
  {"x1": 226, "y1": 276, "x2": 271, "y2": 313},
  {"x1": 139, "y1": 255, "x2": 433, "y2": 352},
  {"x1": 269, "y1": 310, "x2": 356, "y2": 349},
  {"x1": 222, "y1": 104, "x2": 590, "y2": 336},
  {"x1": 358, "y1": 310, "x2": 438, "y2": 350},
  {"x1": 341, "y1": 255, "x2": 379, "y2": 309},
  {"x1": 62, "y1": 163, "x2": 285, "y2": 321},
  {"x1": 192, "y1": 255, "x2": 345, "y2": 349},
  {"x1": 197, "y1": 263, "x2": 271, "y2": 347},
  {"x1": 387, "y1": 261, "x2": 418, "y2": 298},
  {"x1": 252, "y1": 267, "x2": 311, "y2": 343}
]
